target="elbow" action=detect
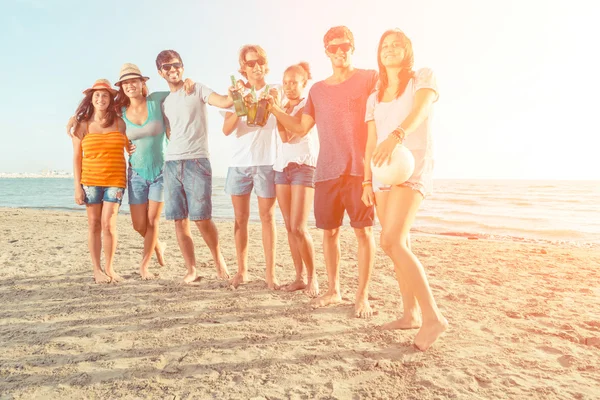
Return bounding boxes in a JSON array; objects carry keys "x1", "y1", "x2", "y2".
[{"x1": 222, "y1": 126, "x2": 234, "y2": 136}]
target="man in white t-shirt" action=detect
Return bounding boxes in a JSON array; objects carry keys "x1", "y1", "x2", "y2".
[
  {"x1": 222, "y1": 45, "x2": 280, "y2": 289},
  {"x1": 157, "y1": 49, "x2": 233, "y2": 284}
]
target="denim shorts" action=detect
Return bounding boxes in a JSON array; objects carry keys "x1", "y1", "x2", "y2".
[
  {"x1": 274, "y1": 163, "x2": 316, "y2": 188},
  {"x1": 83, "y1": 186, "x2": 125, "y2": 205},
  {"x1": 128, "y1": 167, "x2": 164, "y2": 204},
  {"x1": 314, "y1": 175, "x2": 374, "y2": 230},
  {"x1": 163, "y1": 158, "x2": 212, "y2": 221},
  {"x1": 225, "y1": 165, "x2": 276, "y2": 198}
]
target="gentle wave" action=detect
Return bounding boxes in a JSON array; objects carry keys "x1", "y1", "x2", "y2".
[{"x1": 1, "y1": 178, "x2": 599, "y2": 245}]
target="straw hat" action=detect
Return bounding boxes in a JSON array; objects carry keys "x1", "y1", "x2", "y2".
[
  {"x1": 82, "y1": 79, "x2": 117, "y2": 95},
  {"x1": 114, "y1": 63, "x2": 150, "y2": 86}
]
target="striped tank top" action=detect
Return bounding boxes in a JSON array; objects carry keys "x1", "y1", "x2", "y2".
[{"x1": 81, "y1": 122, "x2": 128, "y2": 188}]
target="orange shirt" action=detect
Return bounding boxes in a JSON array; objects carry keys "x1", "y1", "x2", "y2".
[{"x1": 81, "y1": 131, "x2": 128, "y2": 188}]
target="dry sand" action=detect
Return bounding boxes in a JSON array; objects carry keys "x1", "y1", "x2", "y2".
[{"x1": 0, "y1": 208, "x2": 599, "y2": 399}]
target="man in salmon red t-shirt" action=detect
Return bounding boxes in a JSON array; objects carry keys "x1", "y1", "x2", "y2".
[{"x1": 270, "y1": 26, "x2": 378, "y2": 318}]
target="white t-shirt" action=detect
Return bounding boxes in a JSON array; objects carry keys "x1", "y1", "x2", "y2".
[
  {"x1": 163, "y1": 81, "x2": 214, "y2": 161},
  {"x1": 227, "y1": 84, "x2": 280, "y2": 167},
  {"x1": 365, "y1": 68, "x2": 438, "y2": 152},
  {"x1": 274, "y1": 98, "x2": 319, "y2": 171}
]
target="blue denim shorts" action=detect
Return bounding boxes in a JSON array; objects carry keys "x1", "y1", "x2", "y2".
[
  {"x1": 163, "y1": 158, "x2": 212, "y2": 221},
  {"x1": 83, "y1": 186, "x2": 125, "y2": 205},
  {"x1": 128, "y1": 167, "x2": 164, "y2": 204},
  {"x1": 225, "y1": 165, "x2": 276, "y2": 198},
  {"x1": 274, "y1": 163, "x2": 316, "y2": 188}
]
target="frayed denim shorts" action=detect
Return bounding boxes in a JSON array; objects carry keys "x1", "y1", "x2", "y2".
[{"x1": 83, "y1": 186, "x2": 125, "y2": 205}]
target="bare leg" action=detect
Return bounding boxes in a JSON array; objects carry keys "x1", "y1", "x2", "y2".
[
  {"x1": 138, "y1": 201, "x2": 164, "y2": 280},
  {"x1": 194, "y1": 219, "x2": 229, "y2": 280},
  {"x1": 380, "y1": 187, "x2": 448, "y2": 351},
  {"x1": 101, "y1": 202, "x2": 122, "y2": 282},
  {"x1": 311, "y1": 228, "x2": 342, "y2": 308},
  {"x1": 230, "y1": 194, "x2": 250, "y2": 287},
  {"x1": 130, "y1": 203, "x2": 165, "y2": 268},
  {"x1": 276, "y1": 184, "x2": 306, "y2": 292},
  {"x1": 86, "y1": 204, "x2": 110, "y2": 283},
  {"x1": 375, "y1": 192, "x2": 420, "y2": 329},
  {"x1": 258, "y1": 196, "x2": 278, "y2": 289},
  {"x1": 354, "y1": 226, "x2": 376, "y2": 318},
  {"x1": 290, "y1": 184, "x2": 318, "y2": 297},
  {"x1": 174, "y1": 218, "x2": 198, "y2": 283}
]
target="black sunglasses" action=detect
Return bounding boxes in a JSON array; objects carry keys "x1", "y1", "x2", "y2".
[
  {"x1": 326, "y1": 43, "x2": 352, "y2": 54},
  {"x1": 245, "y1": 59, "x2": 266, "y2": 68},
  {"x1": 161, "y1": 62, "x2": 183, "y2": 71}
]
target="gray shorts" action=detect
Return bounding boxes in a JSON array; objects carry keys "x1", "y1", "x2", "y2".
[{"x1": 225, "y1": 165, "x2": 276, "y2": 198}]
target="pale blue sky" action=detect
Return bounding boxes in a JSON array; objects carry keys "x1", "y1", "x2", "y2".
[{"x1": 1, "y1": 0, "x2": 598, "y2": 179}]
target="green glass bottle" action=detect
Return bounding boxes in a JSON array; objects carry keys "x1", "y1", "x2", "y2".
[{"x1": 230, "y1": 75, "x2": 247, "y2": 117}]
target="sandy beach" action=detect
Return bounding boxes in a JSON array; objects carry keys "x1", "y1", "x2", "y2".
[{"x1": 0, "y1": 208, "x2": 599, "y2": 399}]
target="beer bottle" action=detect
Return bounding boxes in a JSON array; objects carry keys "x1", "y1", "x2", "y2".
[{"x1": 230, "y1": 75, "x2": 247, "y2": 117}]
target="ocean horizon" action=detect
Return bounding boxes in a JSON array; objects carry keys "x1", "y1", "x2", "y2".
[{"x1": 1, "y1": 177, "x2": 598, "y2": 246}]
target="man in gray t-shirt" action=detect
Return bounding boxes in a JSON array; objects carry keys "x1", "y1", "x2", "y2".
[
  {"x1": 156, "y1": 49, "x2": 234, "y2": 284},
  {"x1": 270, "y1": 26, "x2": 378, "y2": 318}
]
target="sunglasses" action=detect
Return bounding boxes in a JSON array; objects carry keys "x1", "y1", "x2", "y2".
[
  {"x1": 245, "y1": 59, "x2": 266, "y2": 68},
  {"x1": 161, "y1": 62, "x2": 183, "y2": 71},
  {"x1": 326, "y1": 42, "x2": 352, "y2": 54}
]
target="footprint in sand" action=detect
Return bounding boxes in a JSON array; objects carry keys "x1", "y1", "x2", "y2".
[{"x1": 557, "y1": 354, "x2": 577, "y2": 368}]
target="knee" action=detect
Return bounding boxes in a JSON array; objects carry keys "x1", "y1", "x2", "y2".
[
  {"x1": 101, "y1": 219, "x2": 116, "y2": 234},
  {"x1": 354, "y1": 226, "x2": 374, "y2": 242},
  {"x1": 323, "y1": 228, "x2": 340, "y2": 241},
  {"x1": 380, "y1": 231, "x2": 407, "y2": 255},
  {"x1": 132, "y1": 220, "x2": 146, "y2": 234},
  {"x1": 88, "y1": 218, "x2": 101, "y2": 233},
  {"x1": 259, "y1": 210, "x2": 274, "y2": 224},
  {"x1": 290, "y1": 224, "x2": 307, "y2": 239},
  {"x1": 234, "y1": 213, "x2": 249, "y2": 228}
]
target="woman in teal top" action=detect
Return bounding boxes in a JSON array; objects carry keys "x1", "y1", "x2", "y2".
[
  {"x1": 113, "y1": 63, "x2": 195, "y2": 280},
  {"x1": 113, "y1": 63, "x2": 169, "y2": 280}
]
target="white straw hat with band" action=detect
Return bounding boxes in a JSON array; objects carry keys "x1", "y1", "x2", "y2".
[{"x1": 114, "y1": 63, "x2": 150, "y2": 86}]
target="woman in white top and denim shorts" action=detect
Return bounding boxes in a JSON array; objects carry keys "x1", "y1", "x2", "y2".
[
  {"x1": 273, "y1": 62, "x2": 320, "y2": 297},
  {"x1": 362, "y1": 29, "x2": 447, "y2": 351}
]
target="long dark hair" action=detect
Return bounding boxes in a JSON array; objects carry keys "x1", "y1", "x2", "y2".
[
  {"x1": 377, "y1": 29, "x2": 415, "y2": 102},
  {"x1": 74, "y1": 89, "x2": 118, "y2": 133}
]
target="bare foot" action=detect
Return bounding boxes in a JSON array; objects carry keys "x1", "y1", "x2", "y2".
[
  {"x1": 216, "y1": 262, "x2": 230, "y2": 280},
  {"x1": 182, "y1": 268, "x2": 198, "y2": 284},
  {"x1": 414, "y1": 317, "x2": 449, "y2": 351},
  {"x1": 281, "y1": 279, "x2": 307, "y2": 292},
  {"x1": 229, "y1": 272, "x2": 248, "y2": 288},
  {"x1": 355, "y1": 297, "x2": 373, "y2": 318},
  {"x1": 310, "y1": 291, "x2": 342, "y2": 309},
  {"x1": 106, "y1": 271, "x2": 123, "y2": 283},
  {"x1": 381, "y1": 315, "x2": 422, "y2": 330},
  {"x1": 93, "y1": 269, "x2": 111, "y2": 284},
  {"x1": 155, "y1": 241, "x2": 166, "y2": 267},
  {"x1": 265, "y1": 271, "x2": 280, "y2": 290},
  {"x1": 140, "y1": 268, "x2": 158, "y2": 281},
  {"x1": 304, "y1": 278, "x2": 319, "y2": 298}
]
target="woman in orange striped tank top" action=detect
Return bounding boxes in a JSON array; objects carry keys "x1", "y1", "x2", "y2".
[{"x1": 71, "y1": 79, "x2": 131, "y2": 284}]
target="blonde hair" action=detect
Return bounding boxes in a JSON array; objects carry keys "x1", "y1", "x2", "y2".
[{"x1": 238, "y1": 44, "x2": 270, "y2": 78}]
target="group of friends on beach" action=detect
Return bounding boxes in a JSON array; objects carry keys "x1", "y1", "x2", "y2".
[{"x1": 66, "y1": 26, "x2": 448, "y2": 350}]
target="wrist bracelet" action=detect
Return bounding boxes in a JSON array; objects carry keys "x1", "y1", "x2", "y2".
[
  {"x1": 362, "y1": 180, "x2": 372, "y2": 187},
  {"x1": 390, "y1": 127, "x2": 406, "y2": 143}
]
